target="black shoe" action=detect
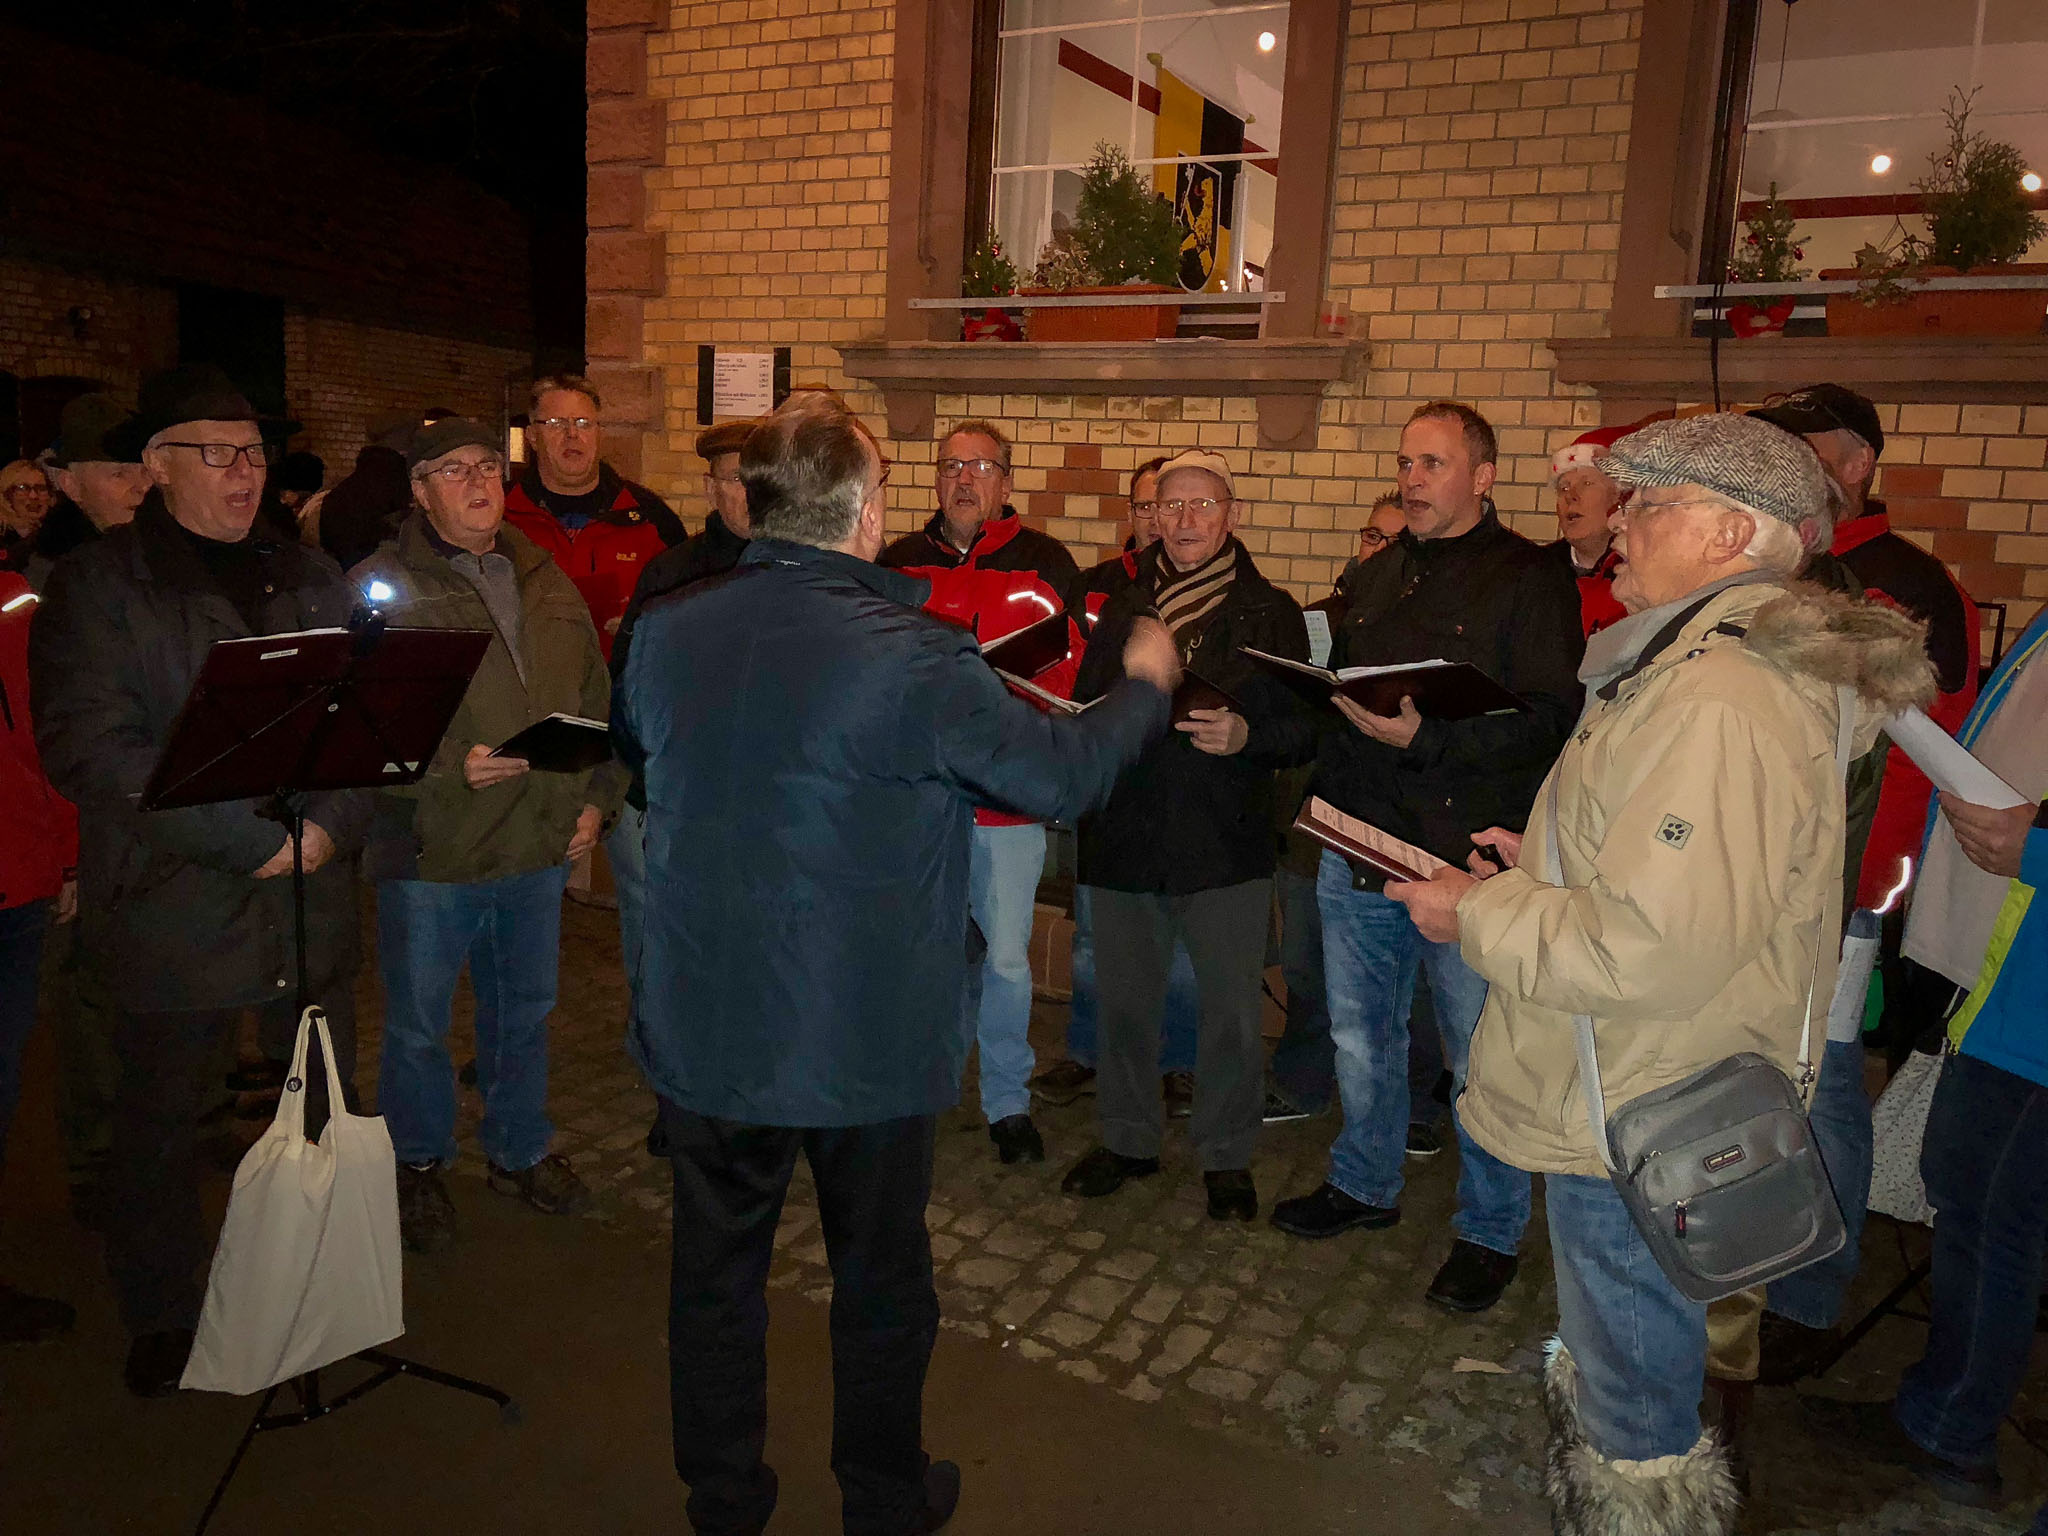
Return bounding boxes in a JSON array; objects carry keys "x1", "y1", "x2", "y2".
[
  {"x1": 1162, "y1": 1070, "x2": 1194, "y2": 1120},
  {"x1": 1405, "y1": 1122, "x2": 1442, "y2": 1158},
  {"x1": 912, "y1": 1458, "x2": 961, "y2": 1533},
  {"x1": 988, "y1": 1114, "x2": 1044, "y2": 1165},
  {"x1": 1262, "y1": 1090, "x2": 1314, "y2": 1124},
  {"x1": 1060, "y1": 1145, "x2": 1160, "y2": 1198},
  {"x1": 1026, "y1": 1059, "x2": 1097, "y2": 1106},
  {"x1": 123, "y1": 1328, "x2": 194, "y2": 1398},
  {"x1": 1804, "y1": 1395, "x2": 2003, "y2": 1508},
  {"x1": 0, "y1": 1283, "x2": 75, "y2": 1345},
  {"x1": 1205, "y1": 1169, "x2": 1257, "y2": 1222},
  {"x1": 1269, "y1": 1182, "x2": 1399, "y2": 1239},
  {"x1": 645, "y1": 1113, "x2": 671, "y2": 1159},
  {"x1": 488, "y1": 1153, "x2": 592, "y2": 1215},
  {"x1": 1755, "y1": 1310, "x2": 1841, "y2": 1386},
  {"x1": 398, "y1": 1162, "x2": 458, "y2": 1253},
  {"x1": 1425, "y1": 1238, "x2": 1519, "y2": 1313}
]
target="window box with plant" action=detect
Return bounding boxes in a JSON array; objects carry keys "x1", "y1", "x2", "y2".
[
  {"x1": 1011, "y1": 143, "x2": 1185, "y2": 342},
  {"x1": 1825, "y1": 90, "x2": 2048, "y2": 338}
]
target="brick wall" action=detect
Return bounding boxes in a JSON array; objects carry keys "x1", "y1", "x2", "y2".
[
  {"x1": 625, "y1": 0, "x2": 2048, "y2": 627},
  {"x1": 1, "y1": 256, "x2": 526, "y2": 474},
  {"x1": 0, "y1": 257, "x2": 173, "y2": 402},
  {"x1": 285, "y1": 313, "x2": 530, "y2": 475}
]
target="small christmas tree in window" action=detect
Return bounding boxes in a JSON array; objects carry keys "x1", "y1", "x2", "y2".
[{"x1": 1728, "y1": 183, "x2": 1809, "y2": 284}]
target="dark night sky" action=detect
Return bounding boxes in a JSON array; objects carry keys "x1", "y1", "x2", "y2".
[{"x1": 12, "y1": 0, "x2": 590, "y2": 359}]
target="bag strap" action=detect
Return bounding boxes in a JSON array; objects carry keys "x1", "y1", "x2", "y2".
[
  {"x1": 272, "y1": 1005, "x2": 339, "y2": 1144},
  {"x1": 1557, "y1": 668, "x2": 1857, "y2": 1174}
]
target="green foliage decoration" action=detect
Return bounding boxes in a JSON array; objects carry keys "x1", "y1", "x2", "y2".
[{"x1": 1029, "y1": 142, "x2": 1181, "y2": 289}]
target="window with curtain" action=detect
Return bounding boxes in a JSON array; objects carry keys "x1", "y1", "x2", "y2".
[{"x1": 991, "y1": 0, "x2": 1290, "y2": 292}]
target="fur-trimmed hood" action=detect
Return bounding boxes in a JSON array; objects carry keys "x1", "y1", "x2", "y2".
[{"x1": 1742, "y1": 581, "x2": 1939, "y2": 718}]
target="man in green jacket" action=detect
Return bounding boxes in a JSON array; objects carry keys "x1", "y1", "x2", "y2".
[{"x1": 351, "y1": 419, "x2": 626, "y2": 1253}]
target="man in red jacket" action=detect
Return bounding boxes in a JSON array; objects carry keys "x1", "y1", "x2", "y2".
[
  {"x1": 881, "y1": 421, "x2": 1082, "y2": 1165},
  {"x1": 503, "y1": 373, "x2": 684, "y2": 659},
  {"x1": 0, "y1": 572, "x2": 79, "y2": 1344}
]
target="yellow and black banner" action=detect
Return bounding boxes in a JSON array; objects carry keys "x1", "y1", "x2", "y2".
[{"x1": 1152, "y1": 67, "x2": 1245, "y2": 293}]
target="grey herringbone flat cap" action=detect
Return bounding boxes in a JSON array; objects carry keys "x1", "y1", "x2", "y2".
[{"x1": 1604, "y1": 411, "x2": 1829, "y2": 527}]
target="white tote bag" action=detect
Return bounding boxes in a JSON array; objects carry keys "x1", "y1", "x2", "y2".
[{"x1": 182, "y1": 1006, "x2": 405, "y2": 1395}]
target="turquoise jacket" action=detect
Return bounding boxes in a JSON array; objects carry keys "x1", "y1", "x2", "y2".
[{"x1": 1940, "y1": 608, "x2": 2048, "y2": 1086}]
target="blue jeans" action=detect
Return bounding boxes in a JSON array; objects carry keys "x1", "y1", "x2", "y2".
[
  {"x1": 967, "y1": 823, "x2": 1045, "y2": 1123},
  {"x1": 608, "y1": 803, "x2": 648, "y2": 1015},
  {"x1": 1766, "y1": 1036, "x2": 1872, "y2": 1328},
  {"x1": 377, "y1": 864, "x2": 569, "y2": 1171},
  {"x1": 1896, "y1": 1050, "x2": 2048, "y2": 1471},
  {"x1": 1317, "y1": 850, "x2": 1530, "y2": 1253},
  {"x1": 1547, "y1": 1173, "x2": 1709, "y2": 1460},
  {"x1": 1067, "y1": 884, "x2": 1198, "y2": 1075},
  {"x1": 0, "y1": 900, "x2": 51, "y2": 1171}
]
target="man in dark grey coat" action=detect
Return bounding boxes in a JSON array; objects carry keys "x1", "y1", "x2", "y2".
[
  {"x1": 30, "y1": 365, "x2": 368, "y2": 1399},
  {"x1": 615, "y1": 392, "x2": 1179, "y2": 1536}
]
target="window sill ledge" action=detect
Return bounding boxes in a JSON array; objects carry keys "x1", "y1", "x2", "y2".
[
  {"x1": 1549, "y1": 335, "x2": 2048, "y2": 406},
  {"x1": 835, "y1": 338, "x2": 1367, "y2": 449}
]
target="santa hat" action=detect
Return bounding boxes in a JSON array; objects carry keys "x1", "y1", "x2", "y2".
[{"x1": 1548, "y1": 413, "x2": 1674, "y2": 487}]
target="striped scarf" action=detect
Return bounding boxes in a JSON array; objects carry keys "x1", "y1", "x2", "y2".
[{"x1": 1152, "y1": 539, "x2": 1237, "y2": 644}]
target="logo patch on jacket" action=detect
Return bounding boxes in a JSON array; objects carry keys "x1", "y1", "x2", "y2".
[{"x1": 1655, "y1": 814, "x2": 1694, "y2": 850}]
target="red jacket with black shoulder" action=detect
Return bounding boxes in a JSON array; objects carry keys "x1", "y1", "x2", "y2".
[{"x1": 502, "y1": 462, "x2": 684, "y2": 659}]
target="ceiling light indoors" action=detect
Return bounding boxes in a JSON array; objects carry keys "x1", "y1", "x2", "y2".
[
  {"x1": 1870, "y1": 154, "x2": 1892, "y2": 175},
  {"x1": 1257, "y1": 31, "x2": 1276, "y2": 52},
  {"x1": 2025, "y1": 171, "x2": 2044, "y2": 194}
]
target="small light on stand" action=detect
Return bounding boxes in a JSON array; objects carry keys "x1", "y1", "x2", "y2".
[
  {"x1": 1257, "y1": 30, "x2": 1276, "y2": 51},
  {"x1": 364, "y1": 580, "x2": 395, "y2": 605},
  {"x1": 1869, "y1": 154, "x2": 1892, "y2": 175}
]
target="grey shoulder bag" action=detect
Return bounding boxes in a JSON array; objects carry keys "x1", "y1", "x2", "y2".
[{"x1": 1549, "y1": 685, "x2": 1852, "y2": 1304}]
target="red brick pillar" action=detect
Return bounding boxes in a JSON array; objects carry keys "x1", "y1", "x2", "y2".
[{"x1": 585, "y1": 0, "x2": 667, "y2": 484}]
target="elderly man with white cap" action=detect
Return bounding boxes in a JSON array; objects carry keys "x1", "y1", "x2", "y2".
[
  {"x1": 1057, "y1": 449, "x2": 1310, "y2": 1222},
  {"x1": 1387, "y1": 412, "x2": 1936, "y2": 1534}
]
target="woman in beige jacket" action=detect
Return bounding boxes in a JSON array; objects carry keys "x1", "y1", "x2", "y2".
[{"x1": 1389, "y1": 412, "x2": 1934, "y2": 1536}]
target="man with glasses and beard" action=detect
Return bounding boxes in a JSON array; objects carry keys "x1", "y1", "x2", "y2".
[
  {"x1": 351, "y1": 418, "x2": 625, "y2": 1256},
  {"x1": 30, "y1": 364, "x2": 370, "y2": 1397},
  {"x1": 880, "y1": 421, "x2": 1083, "y2": 1166}
]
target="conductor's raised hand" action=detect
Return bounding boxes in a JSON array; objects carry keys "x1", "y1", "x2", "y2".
[
  {"x1": 464, "y1": 742, "x2": 530, "y2": 789},
  {"x1": 1121, "y1": 616, "x2": 1183, "y2": 695},
  {"x1": 1335, "y1": 692, "x2": 1423, "y2": 750},
  {"x1": 1176, "y1": 708, "x2": 1248, "y2": 756}
]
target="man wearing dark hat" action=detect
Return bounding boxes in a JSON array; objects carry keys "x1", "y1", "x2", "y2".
[
  {"x1": 1744, "y1": 386, "x2": 1982, "y2": 1379},
  {"x1": 29, "y1": 364, "x2": 370, "y2": 1398},
  {"x1": 606, "y1": 418, "x2": 759, "y2": 1049},
  {"x1": 351, "y1": 418, "x2": 626, "y2": 1255},
  {"x1": 25, "y1": 393, "x2": 148, "y2": 589}
]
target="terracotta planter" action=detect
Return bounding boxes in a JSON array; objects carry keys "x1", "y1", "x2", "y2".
[
  {"x1": 1822, "y1": 264, "x2": 2048, "y2": 337},
  {"x1": 1020, "y1": 285, "x2": 1183, "y2": 342}
]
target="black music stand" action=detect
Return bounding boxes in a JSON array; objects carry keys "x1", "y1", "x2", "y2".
[{"x1": 137, "y1": 611, "x2": 514, "y2": 1536}]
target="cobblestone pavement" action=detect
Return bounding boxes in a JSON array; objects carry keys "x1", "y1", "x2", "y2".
[{"x1": 355, "y1": 899, "x2": 2048, "y2": 1535}]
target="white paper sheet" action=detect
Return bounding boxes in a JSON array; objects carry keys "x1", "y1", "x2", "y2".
[
  {"x1": 1885, "y1": 708, "x2": 2028, "y2": 809},
  {"x1": 1303, "y1": 610, "x2": 1332, "y2": 668}
]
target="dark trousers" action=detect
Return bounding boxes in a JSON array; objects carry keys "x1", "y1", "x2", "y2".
[
  {"x1": 106, "y1": 987, "x2": 355, "y2": 1337},
  {"x1": 1090, "y1": 879, "x2": 1270, "y2": 1171},
  {"x1": 0, "y1": 900, "x2": 52, "y2": 1171},
  {"x1": 1896, "y1": 1050, "x2": 2048, "y2": 1469},
  {"x1": 662, "y1": 1100, "x2": 939, "y2": 1536}
]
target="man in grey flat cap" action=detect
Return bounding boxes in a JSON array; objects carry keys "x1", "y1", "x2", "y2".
[{"x1": 1385, "y1": 413, "x2": 1937, "y2": 1534}]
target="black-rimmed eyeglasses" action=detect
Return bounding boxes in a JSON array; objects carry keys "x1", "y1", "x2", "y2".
[{"x1": 158, "y1": 441, "x2": 271, "y2": 469}]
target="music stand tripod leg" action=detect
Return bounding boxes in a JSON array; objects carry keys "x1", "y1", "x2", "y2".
[{"x1": 191, "y1": 1383, "x2": 283, "y2": 1536}]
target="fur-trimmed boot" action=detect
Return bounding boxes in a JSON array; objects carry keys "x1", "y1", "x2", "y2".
[{"x1": 1542, "y1": 1338, "x2": 1740, "y2": 1536}]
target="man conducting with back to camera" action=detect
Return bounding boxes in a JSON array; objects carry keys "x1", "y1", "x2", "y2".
[{"x1": 616, "y1": 392, "x2": 1181, "y2": 1536}]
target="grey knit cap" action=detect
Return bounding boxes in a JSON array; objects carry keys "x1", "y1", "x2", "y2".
[{"x1": 1603, "y1": 412, "x2": 1828, "y2": 528}]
